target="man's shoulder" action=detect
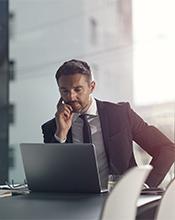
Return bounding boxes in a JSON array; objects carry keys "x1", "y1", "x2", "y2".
[
  {"x1": 41, "y1": 118, "x2": 56, "y2": 130},
  {"x1": 96, "y1": 99, "x2": 131, "y2": 110}
]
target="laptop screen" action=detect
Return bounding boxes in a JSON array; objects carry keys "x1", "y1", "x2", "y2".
[{"x1": 20, "y1": 143, "x2": 108, "y2": 193}]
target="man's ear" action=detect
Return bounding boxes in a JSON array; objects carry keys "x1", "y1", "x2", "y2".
[{"x1": 90, "y1": 81, "x2": 96, "y2": 93}]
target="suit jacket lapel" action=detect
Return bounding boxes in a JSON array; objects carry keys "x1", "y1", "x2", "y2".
[
  {"x1": 96, "y1": 100, "x2": 110, "y2": 161},
  {"x1": 96, "y1": 99, "x2": 125, "y2": 175}
]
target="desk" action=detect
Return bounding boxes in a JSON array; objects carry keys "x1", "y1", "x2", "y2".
[{"x1": 0, "y1": 193, "x2": 161, "y2": 220}]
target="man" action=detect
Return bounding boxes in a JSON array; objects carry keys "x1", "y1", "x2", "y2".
[{"x1": 41, "y1": 59, "x2": 175, "y2": 187}]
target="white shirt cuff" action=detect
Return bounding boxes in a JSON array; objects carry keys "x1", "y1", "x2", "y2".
[
  {"x1": 54, "y1": 134, "x2": 66, "y2": 143},
  {"x1": 143, "y1": 183, "x2": 150, "y2": 189}
]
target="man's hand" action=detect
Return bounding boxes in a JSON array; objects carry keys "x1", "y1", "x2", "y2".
[{"x1": 55, "y1": 97, "x2": 74, "y2": 140}]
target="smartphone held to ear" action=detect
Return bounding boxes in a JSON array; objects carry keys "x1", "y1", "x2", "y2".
[{"x1": 57, "y1": 97, "x2": 74, "y2": 113}]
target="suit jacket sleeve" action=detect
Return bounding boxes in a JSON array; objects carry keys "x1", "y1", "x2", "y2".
[
  {"x1": 41, "y1": 119, "x2": 60, "y2": 143},
  {"x1": 41, "y1": 118, "x2": 72, "y2": 143},
  {"x1": 128, "y1": 104, "x2": 175, "y2": 187}
]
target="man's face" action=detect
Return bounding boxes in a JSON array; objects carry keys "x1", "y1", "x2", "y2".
[{"x1": 58, "y1": 73, "x2": 95, "y2": 113}]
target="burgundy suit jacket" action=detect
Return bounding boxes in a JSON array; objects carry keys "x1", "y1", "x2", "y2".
[{"x1": 41, "y1": 100, "x2": 175, "y2": 187}]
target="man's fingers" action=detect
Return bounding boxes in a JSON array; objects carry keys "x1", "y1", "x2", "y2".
[
  {"x1": 59, "y1": 104, "x2": 73, "y2": 113},
  {"x1": 63, "y1": 108, "x2": 72, "y2": 117},
  {"x1": 63, "y1": 111, "x2": 72, "y2": 119},
  {"x1": 57, "y1": 98, "x2": 73, "y2": 113},
  {"x1": 65, "y1": 104, "x2": 73, "y2": 112},
  {"x1": 55, "y1": 105, "x2": 73, "y2": 119}
]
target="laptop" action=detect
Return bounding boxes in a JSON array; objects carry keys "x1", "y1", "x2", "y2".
[{"x1": 20, "y1": 143, "x2": 108, "y2": 193}]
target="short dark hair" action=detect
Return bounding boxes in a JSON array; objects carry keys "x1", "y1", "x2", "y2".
[{"x1": 55, "y1": 59, "x2": 92, "y2": 82}]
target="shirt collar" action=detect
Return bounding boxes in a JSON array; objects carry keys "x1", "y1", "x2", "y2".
[
  {"x1": 73, "y1": 96, "x2": 97, "y2": 122},
  {"x1": 86, "y1": 96, "x2": 97, "y2": 116}
]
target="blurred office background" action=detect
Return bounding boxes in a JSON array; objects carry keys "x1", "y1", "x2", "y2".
[{"x1": 0, "y1": 0, "x2": 174, "y2": 186}]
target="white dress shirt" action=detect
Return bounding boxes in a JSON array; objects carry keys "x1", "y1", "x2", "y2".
[{"x1": 55, "y1": 97, "x2": 109, "y2": 189}]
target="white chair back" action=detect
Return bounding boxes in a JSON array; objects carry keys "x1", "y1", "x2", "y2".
[
  {"x1": 155, "y1": 178, "x2": 175, "y2": 220},
  {"x1": 101, "y1": 165, "x2": 152, "y2": 220}
]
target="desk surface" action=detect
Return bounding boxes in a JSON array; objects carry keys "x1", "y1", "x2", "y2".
[
  {"x1": 0, "y1": 193, "x2": 106, "y2": 220},
  {"x1": 0, "y1": 193, "x2": 161, "y2": 220}
]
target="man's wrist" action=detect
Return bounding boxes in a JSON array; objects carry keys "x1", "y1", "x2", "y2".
[
  {"x1": 54, "y1": 134, "x2": 66, "y2": 143},
  {"x1": 55, "y1": 129, "x2": 68, "y2": 140}
]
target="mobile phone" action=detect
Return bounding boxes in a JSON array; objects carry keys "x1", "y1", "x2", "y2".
[{"x1": 57, "y1": 97, "x2": 74, "y2": 113}]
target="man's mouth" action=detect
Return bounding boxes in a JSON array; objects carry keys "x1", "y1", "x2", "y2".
[
  {"x1": 67, "y1": 101, "x2": 79, "y2": 106},
  {"x1": 67, "y1": 101, "x2": 81, "y2": 112}
]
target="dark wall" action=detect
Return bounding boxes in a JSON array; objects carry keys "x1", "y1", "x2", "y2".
[{"x1": 0, "y1": 0, "x2": 9, "y2": 183}]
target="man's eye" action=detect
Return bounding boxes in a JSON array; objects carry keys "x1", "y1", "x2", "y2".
[
  {"x1": 75, "y1": 88, "x2": 82, "y2": 92},
  {"x1": 62, "y1": 90, "x2": 68, "y2": 94}
]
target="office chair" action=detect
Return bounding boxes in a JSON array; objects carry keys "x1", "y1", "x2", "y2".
[
  {"x1": 155, "y1": 178, "x2": 175, "y2": 220},
  {"x1": 100, "y1": 165, "x2": 152, "y2": 220}
]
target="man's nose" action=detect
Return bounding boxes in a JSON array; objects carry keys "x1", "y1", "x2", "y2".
[{"x1": 68, "y1": 90, "x2": 77, "y2": 101}]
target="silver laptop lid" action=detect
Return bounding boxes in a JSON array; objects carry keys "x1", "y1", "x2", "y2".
[{"x1": 20, "y1": 143, "x2": 108, "y2": 193}]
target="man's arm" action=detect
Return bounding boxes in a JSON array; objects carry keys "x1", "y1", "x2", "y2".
[
  {"x1": 128, "y1": 104, "x2": 175, "y2": 187},
  {"x1": 41, "y1": 119, "x2": 59, "y2": 143},
  {"x1": 41, "y1": 98, "x2": 74, "y2": 143}
]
